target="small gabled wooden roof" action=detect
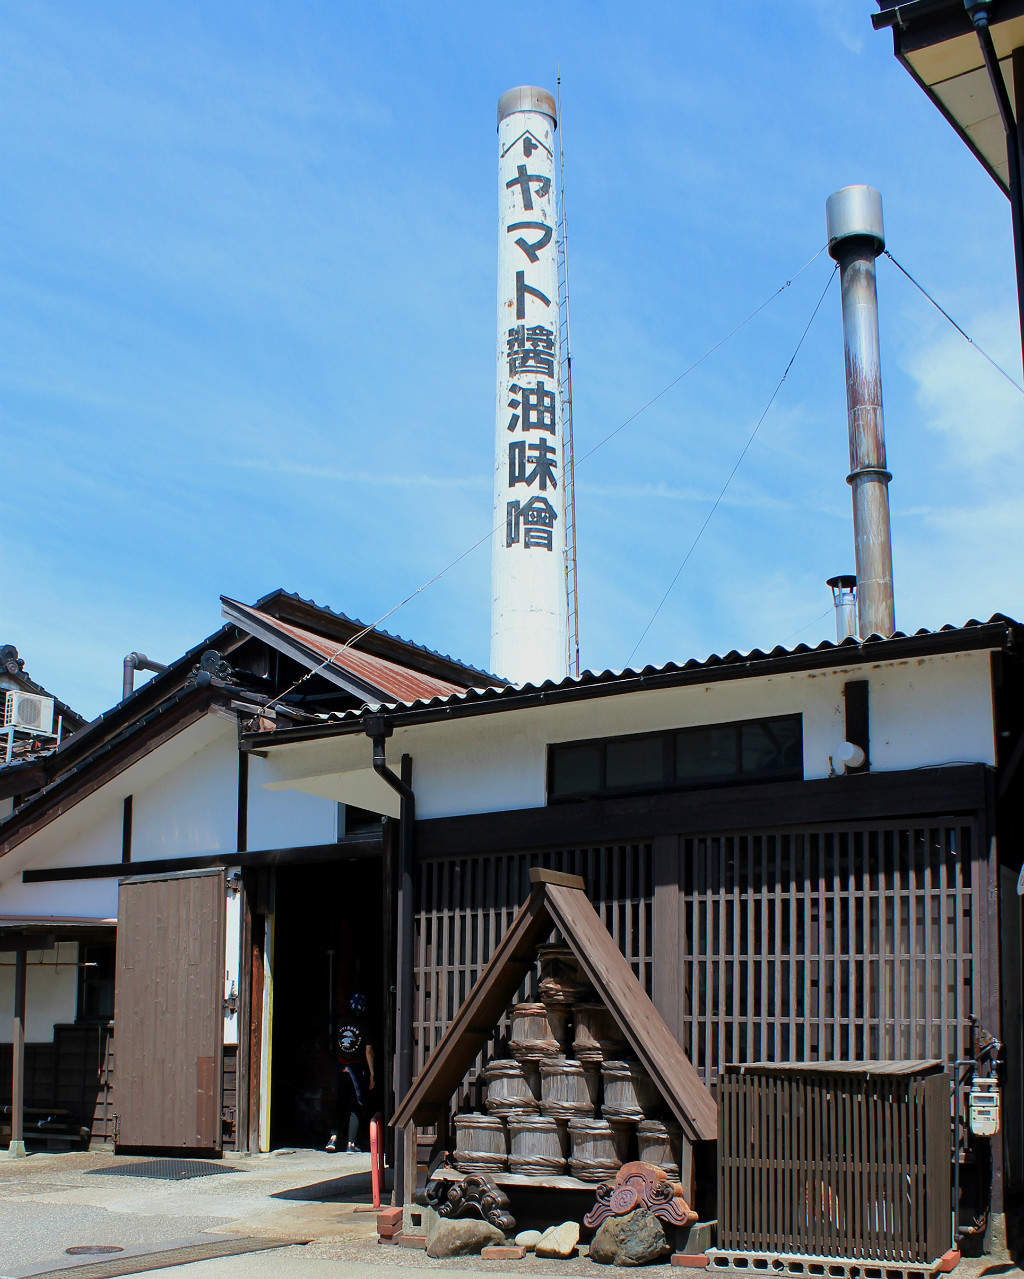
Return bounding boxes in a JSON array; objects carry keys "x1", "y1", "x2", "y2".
[{"x1": 392, "y1": 868, "x2": 717, "y2": 1143}]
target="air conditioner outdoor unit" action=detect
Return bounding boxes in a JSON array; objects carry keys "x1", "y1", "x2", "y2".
[{"x1": 3, "y1": 691, "x2": 55, "y2": 735}]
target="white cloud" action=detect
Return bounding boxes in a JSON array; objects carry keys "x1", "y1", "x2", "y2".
[{"x1": 901, "y1": 310, "x2": 1024, "y2": 465}]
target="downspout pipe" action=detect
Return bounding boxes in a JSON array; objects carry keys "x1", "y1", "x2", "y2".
[
  {"x1": 366, "y1": 714, "x2": 415, "y2": 1206},
  {"x1": 122, "y1": 653, "x2": 169, "y2": 702},
  {"x1": 965, "y1": 2, "x2": 1024, "y2": 385}
]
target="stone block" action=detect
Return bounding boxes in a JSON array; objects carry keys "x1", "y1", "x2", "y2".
[
  {"x1": 425, "y1": 1216, "x2": 506, "y2": 1258},
  {"x1": 535, "y1": 1221, "x2": 580, "y2": 1259},
  {"x1": 402, "y1": 1203, "x2": 436, "y2": 1238}
]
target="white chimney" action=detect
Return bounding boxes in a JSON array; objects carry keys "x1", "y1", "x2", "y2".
[{"x1": 490, "y1": 86, "x2": 569, "y2": 686}]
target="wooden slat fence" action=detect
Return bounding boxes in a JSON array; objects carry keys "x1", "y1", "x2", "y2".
[
  {"x1": 413, "y1": 844, "x2": 653, "y2": 1085},
  {"x1": 680, "y1": 820, "x2": 980, "y2": 1081}
]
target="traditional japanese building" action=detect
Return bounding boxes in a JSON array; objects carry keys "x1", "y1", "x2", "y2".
[{"x1": 1, "y1": 600, "x2": 1021, "y2": 1247}]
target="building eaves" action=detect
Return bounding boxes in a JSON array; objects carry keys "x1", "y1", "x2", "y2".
[
  {"x1": 0, "y1": 621, "x2": 244, "y2": 811},
  {"x1": 240, "y1": 614, "x2": 1023, "y2": 750}
]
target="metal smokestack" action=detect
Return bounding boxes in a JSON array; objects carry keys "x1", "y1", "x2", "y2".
[
  {"x1": 826, "y1": 185, "x2": 895, "y2": 638},
  {"x1": 490, "y1": 86, "x2": 568, "y2": 685}
]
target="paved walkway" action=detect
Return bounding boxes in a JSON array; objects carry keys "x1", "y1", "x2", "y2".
[
  {"x1": 1, "y1": 1148, "x2": 1020, "y2": 1279},
  {"x1": 0, "y1": 1147, "x2": 377, "y2": 1278}
]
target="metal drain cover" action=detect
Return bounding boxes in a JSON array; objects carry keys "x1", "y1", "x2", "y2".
[
  {"x1": 66, "y1": 1246, "x2": 125, "y2": 1255},
  {"x1": 90, "y1": 1158, "x2": 241, "y2": 1180}
]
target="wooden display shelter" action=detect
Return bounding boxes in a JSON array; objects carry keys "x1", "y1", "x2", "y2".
[{"x1": 392, "y1": 867, "x2": 717, "y2": 1202}]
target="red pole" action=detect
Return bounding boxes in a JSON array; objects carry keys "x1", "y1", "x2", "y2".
[{"x1": 370, "y1": 1111, "x2": 383, "y2": 1210}]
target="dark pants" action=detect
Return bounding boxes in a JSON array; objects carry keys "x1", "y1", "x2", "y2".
[{"x1": 334, "y1": 1062, "x2": 369, "y2": 1149}]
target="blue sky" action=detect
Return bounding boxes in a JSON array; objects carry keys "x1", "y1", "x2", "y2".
[{"x1": 2, "y1": 1, "x2": 1021, "y2": 720}]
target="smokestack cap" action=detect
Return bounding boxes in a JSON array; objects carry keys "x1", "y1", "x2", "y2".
[
  {"x1": 498, "y1": 86, "x2": 557, "y2": 130},
  {"x1": 826, "y1": 185, "x2": 884, "y2": 259}
]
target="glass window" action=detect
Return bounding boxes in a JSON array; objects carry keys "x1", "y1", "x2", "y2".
[
  {"x1": 676, "y1": 724, "x2": 738, "y2": 783},
  {"x1": 605, "y1": 736, "x2": 664, "y2": 790},
  {"x1": 740, "y1": 718, "x2": 802, "y2": 777},
  {"x1": 550, "y1": 742, "x2": 602, "y2": 797},
  {"x1": 78, "y1": 943, "x2": 115, "y2": 1022},
  {"x1": 549, "y1": 714, "x2": 801, "y2": 803}
]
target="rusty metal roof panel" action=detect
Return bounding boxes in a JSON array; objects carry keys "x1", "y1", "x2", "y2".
[
  {"x1": 252, "y1": 588, "x2": 499, "y2": 685},
  {"x1": 226, "y1": 601, "x2": 489, "y2": 703}
]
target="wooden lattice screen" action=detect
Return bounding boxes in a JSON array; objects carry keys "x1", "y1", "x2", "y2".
[
  {"x1": 680, "y1": 820, "x2": 980, "y2": 1081},
  {"x1": 413, "y1": 844, "x2": 653, "y2": 1079}
]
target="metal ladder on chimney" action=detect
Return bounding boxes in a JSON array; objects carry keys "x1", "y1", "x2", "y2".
[{"x1": 556, "y1": 77, "x2": 580, "y2": 680}]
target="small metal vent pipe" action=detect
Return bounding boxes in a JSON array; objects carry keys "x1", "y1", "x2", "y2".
[
  {"x1": 122, "y1": 652, "x2": 168, "y2": 701},
  {"x1": 827, "y1": 575, "x2": 857, "y2": 643},
  {"x1": 826, "y1": 185, "x2": 895, "y2": 638}
]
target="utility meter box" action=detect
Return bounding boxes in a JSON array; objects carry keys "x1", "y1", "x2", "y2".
[{"x1": 968, "y1": 1078, "x2": 1001, "y2": 1137}]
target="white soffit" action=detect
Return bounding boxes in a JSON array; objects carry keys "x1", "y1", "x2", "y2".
[
  {"x1": 261, "y1": 766, "x2": 401, "y2": 819},
  {"x1": 905, "y1": 16, "x2": 1024, "y2": 194}
]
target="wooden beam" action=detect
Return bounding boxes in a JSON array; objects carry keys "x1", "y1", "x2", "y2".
[
  {"x1": 9, "y1": 948, "x2": 26, "y2": 1156},
  {"x1": 545, "y1": 881, "x2": 717, "y2": 1143},
  {"x1": 22, "y1": 837, "x2": 384, "y2": 883},
  {"x1": 528, "y1": 867, "x2": 586, "y2": 889},
  {"x1": 391, "y1": 886, "x2": 555, "y2": 1127},
  {"x1": 416, "y1": 765, "x2": 989, "y2": 858}
]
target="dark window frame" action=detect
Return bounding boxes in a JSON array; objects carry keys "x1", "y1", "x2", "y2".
[
  {"x1": 76, "y1": 940, "x2": 116, "y2": 1023},
  {"x1": 547, "y1": 713, "x2": 803, "y2": 803}
]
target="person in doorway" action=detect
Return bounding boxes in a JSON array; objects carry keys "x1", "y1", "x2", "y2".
[{"x1": 325, "y1": 992, "x2": 375, "y2": 1153}]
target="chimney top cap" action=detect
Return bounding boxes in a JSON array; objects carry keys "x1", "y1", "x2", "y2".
[
  {"x1": 826, "y1": 575, "x2": 857, "y2": 590},
  {"x1": 826, "y1": 185, "x2": 884, "y2": 259},
  {"x1": 498, "y1": 86, "x2": 557, "y2": 130}
]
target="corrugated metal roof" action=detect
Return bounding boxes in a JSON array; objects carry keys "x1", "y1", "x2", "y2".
[
  {"x1": 246, "y1": 613, "x2": 1022, "y2": 743},
  {"x1": 227, "y1": 600, "x2": 489, "y2": 703},
  {"x1": 253, "y1": 588, "x2": 499, "y2": 684}
]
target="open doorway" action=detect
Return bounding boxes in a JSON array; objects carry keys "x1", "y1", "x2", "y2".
[{"x1": 269, "y1": 857, "x2": 384, "y2": 1150}]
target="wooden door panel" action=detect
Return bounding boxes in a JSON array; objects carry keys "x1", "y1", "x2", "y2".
[{"x1": 114, "y1": 870, "x2": 226, "y2": 1150}]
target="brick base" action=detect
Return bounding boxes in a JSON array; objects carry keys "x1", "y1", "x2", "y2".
[{"x1": 482, "y1": 1245, "x2": 528, "y2": 1260}]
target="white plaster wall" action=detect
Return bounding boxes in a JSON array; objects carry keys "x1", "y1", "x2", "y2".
[
  {"x1": 0, "y1": 712, "x2": 236, "y2": 920},
  {"x1": 224, "y1": 872, "x2": 240, "y2": 1046},
  {"x1": 866, "y1": 653, "x2": 995, "y2": 771},
  {"x1": 382, "y1": 649, "x2": 996, "y2": 819},
  {"x1": 0, "y1": 943, "x2": 79, "y2": 1042},
  {"x1": 246, "y1": 754, "x2": 338, "y2": 851},
  {"x1": 131, "y1": 723, "x2": 238, "y2": 860},
  {"x1": 0, "y1": 802, "x2": 123, "y2": 919}
]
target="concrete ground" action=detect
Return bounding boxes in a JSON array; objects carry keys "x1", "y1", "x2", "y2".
[{"x1": 0, "y1": 1147, "x2": 1020, "y2": 1279}]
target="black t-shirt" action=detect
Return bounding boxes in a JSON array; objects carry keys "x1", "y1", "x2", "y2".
[{"x1": 336, "y1": 1017, "x2": 368, "y2": 1065}]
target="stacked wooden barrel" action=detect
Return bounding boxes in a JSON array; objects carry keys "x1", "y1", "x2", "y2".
[{"x1": 450, "y1": 942, "x2": 681, "y2": 1183}]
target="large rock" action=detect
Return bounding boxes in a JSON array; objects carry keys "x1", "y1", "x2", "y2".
[
  {"x1": 425, "y1": 1215, "x2": 506, "y2": 1258},
  {"x1": 590, "y1": 1208, "x2": 671, "y2": 1266},
  {"x1": 535, "y1": 1221, "x2": 580, "y2": 1259}
]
